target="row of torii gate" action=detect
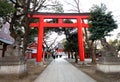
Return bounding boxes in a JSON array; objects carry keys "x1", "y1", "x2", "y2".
[{"x1": 29, "y1": 12, "x2": 89, "y2": 62}]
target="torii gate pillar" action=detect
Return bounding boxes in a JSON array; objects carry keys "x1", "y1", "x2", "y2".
[
  {"x1": 37, "y1": 17, "x2": 44, "y2": 62},
  {"x1": 29, "y1": 13, "x2": 89, "y2": 62},
  {"x1": 77, "y1": 18, "x2": 84, "y2": 61}
]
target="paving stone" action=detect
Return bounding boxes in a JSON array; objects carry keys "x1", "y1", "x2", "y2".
[{"x1": 34, "y1": 58, "x2": 96, "y2": 82}]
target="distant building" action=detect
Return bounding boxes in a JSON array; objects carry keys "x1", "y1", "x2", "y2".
[{"x1": 56, "y1": 43, "x2": 63, "y2": 52}]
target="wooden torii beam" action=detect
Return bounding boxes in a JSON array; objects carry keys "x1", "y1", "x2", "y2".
[{"x1": 29, "y1": 12, "x2": 89, "y2": 62}]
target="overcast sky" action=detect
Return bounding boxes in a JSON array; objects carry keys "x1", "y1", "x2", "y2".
[
  {"x1": 58, "y1": 0, "x2": 120, "y2": 40},
  {"x1": 45, "y1": 0, "x2": 120, "y2": 47}
]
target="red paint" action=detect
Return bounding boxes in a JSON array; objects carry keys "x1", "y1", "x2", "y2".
[
  {"x1": 56, "y1": 49, "x2": 63, "y2": 52},
  {"x1": 29, "y1": 13, "x2": 89, "y2": 62},
  {"x1": 43, "y1": 23, "x2": 77, "y2": 27},
  {"x1": 36, "y1": 17, "x2": 44, "y2": 62},
  {"x1": 77, "y1": 18, "x2": 85, "y2": 61},
  {"x1": 30, "y1": 22, "x2": 39, "y2": 27},
  {"x1": 28, "y1": 42, "x2": 37, "y2": 49}
]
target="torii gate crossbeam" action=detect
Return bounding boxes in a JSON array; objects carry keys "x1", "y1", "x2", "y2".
[{"x1": 29, "y1": 12, "x2": 89, "y2": 62}]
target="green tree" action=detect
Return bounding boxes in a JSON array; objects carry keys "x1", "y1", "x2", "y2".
[
  {"x1": 0, "y1": 0, "x2": 15, "y2": 22},
  {"x1": 88, "y1": 4, "x2": 118, "y2": 58},
  {"x1": 65, "y1": 0, "x2": 97, "y2": 64},
  {"x1": 89, "y1": 4, "x2": 117, "y2": 40},
  {"x1": 63, "y1": 32, "x2": 78, "y2": 63}
]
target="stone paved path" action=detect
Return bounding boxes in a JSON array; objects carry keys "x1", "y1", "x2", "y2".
[{"x1": 34, "y1": 58, "x2": 96, "y2": 82}]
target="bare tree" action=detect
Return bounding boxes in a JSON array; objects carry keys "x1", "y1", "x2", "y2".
[
  {"x1": 66, "y1": 0, "x2": 96, "y2": 64},
  {"x1": 6, "y1": 0, "x2": 63, "y2": 58}
]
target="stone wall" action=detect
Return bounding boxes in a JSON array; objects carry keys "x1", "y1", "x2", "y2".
[
  {"x1": 0, "y1": 64, "x2": 26, "y2": 74},
  {"x1": 97, "y1": 64, "x2": 120, "y2": 73},
  {"x1": 0, "y1": 56, "x2": 26, "y2": 75},
  {"x1": 97, "y1": 57, "x2": 120, "y2": 73}
]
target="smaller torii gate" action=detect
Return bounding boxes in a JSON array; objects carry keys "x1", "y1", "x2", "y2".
[{"x1": 29, "y1": 12, "x2": 89, "y2": 62}]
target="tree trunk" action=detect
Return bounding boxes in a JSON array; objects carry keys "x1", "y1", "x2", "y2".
[
  {"x1": 90, "y1": 41, "x2": 96, "y2": 64},
  {"x1": 83, "y1": 28, "x2": 96, "y2": 64},
  {"x1": 68, "y1": 51, "x2": 70, "y2": 59},
  {"x1": 74, "y1": 52, "x2": 78, "y2": 63},
  {"x1": 71, "y1": 52, "x2": 74, "y2": 59},
  {"x1": 22, "y1": 0, "x2": 31, "y2": 57},
  {"x1": 2, "y1": 43, "x2": 7, "y2": 57}
]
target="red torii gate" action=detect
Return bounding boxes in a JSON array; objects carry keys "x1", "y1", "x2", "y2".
[{"x1": 29, "y1": 12, "x2": 89, "y2": 62}]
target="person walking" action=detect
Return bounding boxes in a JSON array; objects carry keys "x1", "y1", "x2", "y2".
[{"x1": 52, "y1": 52, "x2": 56, "y2": 62}]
